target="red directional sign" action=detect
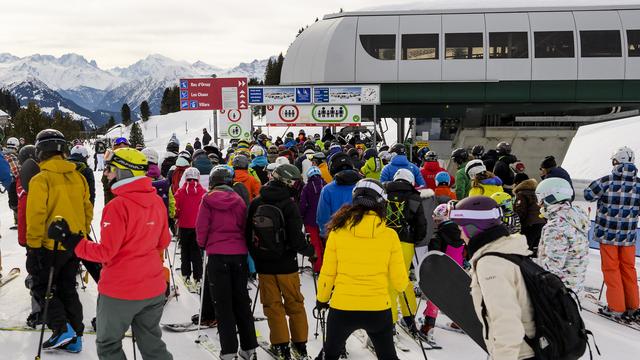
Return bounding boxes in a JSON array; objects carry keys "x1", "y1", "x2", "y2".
[{"x1": 179, "y1": 77, "x2": 248, "y2": 111}]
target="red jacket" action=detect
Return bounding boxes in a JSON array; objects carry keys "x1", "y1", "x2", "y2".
[
  {"x1": 17, "y1": 177, "x2": 27, "y2": 247},
  {"x1": 75, "y1": 177, "x2": 170, "y2": 300},
  {"x1": 174, "y1": 180, "x2": 206, "y2": 229},
  {"x1": 420, "y1": 161, "x2": 454, "y2": 190}
]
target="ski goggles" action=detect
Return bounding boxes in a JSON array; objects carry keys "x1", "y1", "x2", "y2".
[{"x1": 114, "y1": 137, "x2": 130, "y2": 146}]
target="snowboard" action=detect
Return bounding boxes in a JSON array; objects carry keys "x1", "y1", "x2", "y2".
[
  {"x1": 0, "y1": 268, "x2": 20, "y2": 288},
  {"x1": 419, "y1": 251, "x2": 487, "y2": 352}
]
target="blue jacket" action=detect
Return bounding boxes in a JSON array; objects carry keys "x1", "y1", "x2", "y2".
[
  {"x1": 543, "y1": 166, "x2": 574, "y2": 191},
  {"x1": 0, "y1": 154, "x2": 12, "y2": 188},
  {"x1": 316, "y1": 170, "x2": 360, "y2": 237},
  {"x1": 284, "y1": 139, "x2": 297, "y2": 149},
  {"x1": 584, "y1": 163, "x2": 640, "y2": 246},
  {"x1": 379, "y1": 155, "x2": 425, "y2": 187}
]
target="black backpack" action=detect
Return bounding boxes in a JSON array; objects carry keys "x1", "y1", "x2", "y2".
[
  {"x1": 251, "y1": 200, "x2": 288, "y2": 260},
  {"x1": 386, "y1": 194, "x2": 420, "y2": 243},
  {"x1": 479, "y1": 253, "x2": 597, "y2": 360}
]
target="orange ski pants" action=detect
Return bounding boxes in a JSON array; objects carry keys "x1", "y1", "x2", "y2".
[{"x1": 600, "y1": 244, "x2": 639, "y2": 313}]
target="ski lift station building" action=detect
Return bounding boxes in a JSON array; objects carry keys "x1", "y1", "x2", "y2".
[{"x1": 279, "y1": 1, "x2": 640, "y2": 167}]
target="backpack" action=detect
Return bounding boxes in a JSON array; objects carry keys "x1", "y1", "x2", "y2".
[
  {"x1": 386, "y1": 194, "x2": 420, "y2": 243},
  {"x1": 478, "y1": 253, "x2": 595, "y2": 360},
  {"x1": 251, "y1": 199, "x2": 289, "y2": 261}
]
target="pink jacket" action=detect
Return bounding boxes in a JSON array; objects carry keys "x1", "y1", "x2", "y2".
[
  {"x1": 196, "y1": 186, "x2": 248, "y2": 255},
  {"x1": 174, "y1": 180, "x2": 206, "y2": 228}
]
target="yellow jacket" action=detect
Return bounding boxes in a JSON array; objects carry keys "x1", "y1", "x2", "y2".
[
  {"x1": 469, "y1": 183, "x2": 504, "y2": 198},
  {"x1": 318, "y1": 162, "x2": 333, "y2": 184},
  {"x1": 317, "y1": 212, "x2": 408, "y2": 311},
  {"x1": 27, "y1": 156, "x2": 93, "y2": 250}
]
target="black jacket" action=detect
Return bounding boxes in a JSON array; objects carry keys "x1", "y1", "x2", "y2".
[
  {"x1": 160, "y1": 153, "x2": 177, "y2": 178},
  {"x1": 202, "y1": 131, "x2": 212, "y2": 146},
  {"x1": 68, "y1": 154, "x2": 96, "y2": 205},
  {"x1": 429, "y1": 221, "x2": 463, "y2": 252},
  {"x1": 385, "y1": 180, "x2": 427, "y2": 244},
  {"x1": 246, "y1": 181, "x2": 314, "y2": 274},
  {"x1": 493, "y1": 154, "x2": 517, "y2": 189}
]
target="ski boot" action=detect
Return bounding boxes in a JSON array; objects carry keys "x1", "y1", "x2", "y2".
[
  {"x1": 598, "y1": 306, "x2": 626, "y2": 321},
  {"x1": 61, "y1": 336, "x2": 83, "y2": 353},
  {"x1": 220, "y1": 353, "x2": 238, "y2": 360},
  {"x1": 26, "y1": 312, "x2": 43, "y2": 329},
  {"x1": 42, "y1": 323, "x2": 76, "y2": 349},
  {"x1": 291, "y1": 342, "x2": 312, "y2": 360},
  {"x1": 238, "y1": 348, "x2": 257, "y2": 360},
  {"x1": 269, "y1": 343, "x2": 292, "y2": 360}
]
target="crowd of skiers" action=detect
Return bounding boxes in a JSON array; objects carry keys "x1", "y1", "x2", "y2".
[{"x1": 1, "y1": 124, "x2": 640, "y2": 360}]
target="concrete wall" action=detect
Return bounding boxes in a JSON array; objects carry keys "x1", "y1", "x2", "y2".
[{"x1": 446, "y1": 127, "x2": 577, "y2": 179}]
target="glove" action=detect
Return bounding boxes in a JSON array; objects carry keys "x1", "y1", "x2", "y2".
[
  {"x1": 308, "y1": 248, "x2": 318, "y2": 265},
  {"x1": 48, "y1": 218, "x2": 84, "y2": 252},
  {"x1": 315, "y1": 300, "x2": 329, "y2": 312},
  {"x1": 26, "y1": 247, "x2": 44, "y2": 274}
]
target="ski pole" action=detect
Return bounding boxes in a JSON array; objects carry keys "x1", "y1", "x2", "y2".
[
  {"x1": 195, "y1": 255, "x2": 208, "y2": 344},
  {"x1": 313, "y1": 273, "x2": 320, "y2": 339},
  {"x1": 251, "y1": 282, "x2": 260, "y2": 316},
  {"x1": 90, "y1": 224, "x2": 98, "y2": 243},
  {"x1": 165, "y1": 248, "x2": 178, "y2": 302},
  {"x1": 402, "y1": 292, "x2": 428, "y2": 360},
  {"x1": 598, "y1": 280, "x2": 605, "y2": 302},
  {"x1": 35, "y1": 218, "x2": 63, "y2": 360},
  {"x1": 131, "y1": 327, "x2": 137, "y2": 360}
]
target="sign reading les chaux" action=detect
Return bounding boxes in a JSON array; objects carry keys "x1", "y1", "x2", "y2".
[{"x1": 179, "y1": 77, "x2": 248, "y2": 110}]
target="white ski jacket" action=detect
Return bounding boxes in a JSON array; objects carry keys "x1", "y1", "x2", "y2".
[{"x1": 470, "y1": 234, "x2": 536, "y2": 360}]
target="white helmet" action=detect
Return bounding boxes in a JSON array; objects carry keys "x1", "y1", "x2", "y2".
[
  {"x1": 611, "y1": 146, "x2": 635, "y2": 164},
  {"x1": 142, "y1": 148, "x2": 159, "y2": 164},
  {"x1": 6, "y1": 137, "x2": 19, "y2": 150},
  {"x1": 465, "y1": 159, "x2": 486, "y2": 179},
  {"x1": 250, "y1": 146, "x2": 265, "y2": 158},
  {"x1": 535, "y1": 177, "x2": 573, "y2": 206},
  {"x1": 393, "y1": 168, "x2": 415, "y2": 185},
  {"x1": 70, "y1": 145, "x2": 89, "y2": 158},
  {"x1": 275, "y1": 156, "x2": 290, "y2": 165},
  {"x1": 184, "y1": 167, "x2": 200, "y2": 180}
]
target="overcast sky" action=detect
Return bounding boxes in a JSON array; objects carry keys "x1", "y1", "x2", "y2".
[{"x1": 0, "y1": 0, "x2": 393, "y2": 69}]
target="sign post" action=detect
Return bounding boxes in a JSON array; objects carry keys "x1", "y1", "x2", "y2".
[{"x1": 179, "y1": 77, "x2": 249, "y2": 111}]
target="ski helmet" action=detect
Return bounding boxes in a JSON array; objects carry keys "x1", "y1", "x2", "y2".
[
  {"x1": 18, "y1": 145, "x2": 37, "y2": 164},
  {"x1": 303, "y1": 140, "x2": 316, "y2": 151},
  {"x1": 451, "y1": 148, "x2": 469, "y2": 164},
  {"x1": 114, "y1": 137, "x2": 130, "y2": 148},
  {"x1": 390, "y1": 143, "x2": 406, "y2": 155},
  {"x1": 465, "y1": 159, "x2": 486, "y2": 179},
  {"x1": 379, "y1": 145, "x2": 390, "y2": 152},
  {"x1": 267, "y1": 145, "x2": 279, "y2": 155},
  {"x1": 272, "y1": 164, "x2": 302, "y2": 187},
  {"x1": 232, "y1": 154, "x2": 250, "y2": 169},
  {"x1": 496, "y1": 141, "x2": 512, "y2": 155},
  {"x1": 611, "y1": 146, "x2": 635, "y2": 164},
  {"x1": 250, "y1": 146, "x2": 265, "y2": 158},
  {"x1": 306, "y1": 166, "x2": 321, "y2": 179},
  {"x1": 450, "y1": 196, "x2": 502, "y2": 237},
  {"x1": 435, "y1": 171, "x2": 451, "y2": 186},
  {"x1": 192, "y1": 149, "x2": 207, "y2": 161},
  {"x1": 393, "y1": 168, "x2": 415, "y2": 185},
  {"x1": 490, "y1": 191, "x2": 513, "y2": 211},
  {"x1": 176, "y1": 151, "x2": 192, "y2": 167},
  {"x1": 6, "y1": 137, "x2": 19, "y2": 150},
  {"x1": 379, "y1": 151, "x2": 392, "y2": 163},
  {"x1": 312, "y1": 152, "x2": 326, "y2": 162},
  {"x1": 352, "y1": 178, "x2": 387, "y2": 208},
  {"x1": 363, "y1": 148, "x2": 378, "y2": 161},
  {"x1": 424, "y1": 151, "x2": 438, "y2": 162},
  {"x1": 433, "y1": 203, "x2": 450, "y2": 222},
  {"x1": 184, "y1": 167, "x2": 200, "y2": 181},
  {"x1": 535, "y1": 177, "x2": 573, "y2": 206},
  {"x1": 108, "y1": 148, "x2": 148, "y2": 180},
  {"x1": 329, "y1": 152, "x2": 353, "y2": 176},
  {"x1": 70, "y1": 145, "x2": 89, "y2": 159},
  {"x1": 471, "y1": 145, "x2": 485, "y2": 158},
  {"x1": 166, "y1": 141, "x2": 179, "y2": 154},
  {"x1": 209, "y1": 165, "x2": 234, "y2": 186},
  {"x1": 141, "y1": 148, "x2": 159, "y2": 164},
  {"x1": 275, "y1": 156, "x2": 290, "y2": 165},
  {"x1": 35, "y1": 129, "x2": 67, "y2": 160}
]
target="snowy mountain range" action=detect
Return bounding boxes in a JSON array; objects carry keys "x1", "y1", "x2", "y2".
[{"x1": 0, "y1": 53, "x2": 272, "y2": 127}]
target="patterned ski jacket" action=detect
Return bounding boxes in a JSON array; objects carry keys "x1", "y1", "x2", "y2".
[
  {"x1": 537, "y1": 203, "x2": 590, "y2": 294},
  {"x1": 501, "y1": 210, "x2": 522, "y2": 235},
  {"x1": 584, "y1": 163, "x2": 640, "y2": 246}
]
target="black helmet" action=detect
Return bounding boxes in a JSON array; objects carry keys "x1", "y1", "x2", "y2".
[
  {"x1": 363, "y1": 148, "x2": 378, "y2": 161},
  {"x1": 209, "y1": 165, "x2": 234, "y2": 187},
  {"x1": 303, "y1": 140, "x2": 316, "y2": 151},
  {"x1": 471, "y1": 145, "x2": 485, "y2": 157},
  {"x1": 352, "y1": 178, "x2": 387, "y2": 208},
  {"x1": 35, "y1": 129, "x2": 66, "y2": 160},
  {"x1": 166, "y1": 141, "x2": 179, "y2": 153},
  {"x1": 329, "y1": 152, "x2": 353, "y2": 176},
  {"x1": 379, "y1": 145, "x2": 389, "y2": 152},
  {"x1": 192, "y1": 149, "x2": 207, "y2": 160},
  {"x1": 424, "y1": 151, "x2": 438, "y2": 162},
  {"x1": 232, "y1": 154, "x2": 249, "y2": 169},
  {"x1": 267, "y1": 145, "x2": 279, "y2": 154},
  {"x1": 496, "y1": 142, "x2": 511, "y2": 155},
  {"x1": 451, "y1": 148, "x2": 469, "y2": 164},
  {"x1": 389, "y1": 143, "x2": 406, "y2": 155},
  {"x1": 18, "y1": 144, "x2": 37, "y2": 164}
]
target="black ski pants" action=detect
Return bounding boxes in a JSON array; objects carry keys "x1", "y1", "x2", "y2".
[
  {"x1": 30, "y1": 249, "x2": 84, "y2": 335},
  {"x1": 179, "y1": 228, "x2": 202, "y2": 281},
  {"x1": 209, "y1": 254, "x2": 258, "y2": 355},
  {"x1": 522, "y1": 223, "x2": 544, "y2": 257},
  {"x1": 324, "y1": 308, "x2": 398, "y2": 360}
]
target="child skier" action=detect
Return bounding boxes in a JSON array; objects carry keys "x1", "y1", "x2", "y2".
[
  {"x1": 174, "y1": 167, "x2": 206, "y2": 291},
  {"x1": 490, "y1": 192, "x2": 521, "y2": 234},
  {"x1": 299, "y1": 166, "x2": 327, "y2": 273},
  {"x1": 433, "y1": 171, "x2": 456, "y2": 201},
  {"x1": 536, "y1": 177, "x2": 590, "y2": 296}
]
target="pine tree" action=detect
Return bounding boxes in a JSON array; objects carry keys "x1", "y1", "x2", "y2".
[
  {"x1": 121, "y1": 103, "x2": 131, "y2": 126},
  {"x1": 160, "y1": 88, "x2": 171, "y2": 115},
  {"x1": 140, "y1": 100, "x2": 151, "y2": 121},
  {"x1": 129, "y1": 121, "x2": 144, "y2": 148},
  {"x1": 11, "y1": 102, "x2": 48, "y2": 143},
  {"x1": 264, "y1": 58, "x2": 274, "y2": 85},
  {"x1": 273, "y1": 53, "x2": 285, "y2": 86},
  {"x1": 106, "y1": 115, "x2": 116, "y2": 129}
]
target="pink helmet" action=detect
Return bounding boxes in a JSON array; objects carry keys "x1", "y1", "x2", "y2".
[{"x1": 433, "y1": 203, "x2": 450, "y2": 222}]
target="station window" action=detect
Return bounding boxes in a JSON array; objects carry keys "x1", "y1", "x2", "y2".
[
  {"x1": 628, "y1": 30, "x2": 640, "y2": 57},
  {"x1": 445, "y1": 33, "x2": 483, "y2": 59},
  {"x1": 534, "y1": 31, "x2": 575, "y2": 58},
  {"x1": 580, "y1": 30, "x2": 621, "y2": 57},
  {"x1": 402, "y1": 34, "x2": 439, "y2": 60},
  {"x1": 360, "y1": 35, "x2": 396, "y2": 60},
  {"x1": 489, "y1": 32, "x2": 528, "y2": 58}
]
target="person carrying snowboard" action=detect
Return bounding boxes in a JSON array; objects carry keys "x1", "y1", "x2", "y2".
[
  {"x1": 246, "y1": 164, "x2": 316, "y2": 359},
  {"x1": 299, "y1": 166, "x2": 327, "y2": 274},
  {"x1": 26, "y1": 129, "x2": 93, "y2": 352},
  {"x1": 490, "y1": 192, "x2": 521, "y2": 235},
  {"x1": 175, "y1": 167, "x2": 206, "y2": 291},
  {"x1": 196, "y1": 165, "x2": 258, "y2": 360},
  {"x1": 384, "y1": 169, "x2": 427, "y2": 337},
  {"x1": 449, "y1": 196, "x2": 535, "y2": 360},
  {"x1": 49, "y1": 147, "x2": 173, "y2": 359},
  {"x1": 316, "y1": 178, "x2": 408, "y2": 360},
  {"x1": 584, "y1": 146, "x2": 640, "y2": 319}
]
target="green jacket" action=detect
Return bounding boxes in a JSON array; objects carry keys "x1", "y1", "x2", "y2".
[
  {"x1": 454, "y1": 162, "x2": 470, "y2": 200},
  {"x1": 361, "y1": 156, "x2": 382, "y2": 180}
]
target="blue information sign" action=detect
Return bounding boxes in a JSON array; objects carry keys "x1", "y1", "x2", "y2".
[
  {"x1": 313, "y1": 88, "x2": 330, "y2": 103},
  {"x1": 180, "y1": 100, "x2": 189, "y2": 109},
  {"x1": 248, "y1": 88, "x2": 264, "y2": 104},
  {"x1": 295, "y1": 88, "x2": 311, "y2": 103}
]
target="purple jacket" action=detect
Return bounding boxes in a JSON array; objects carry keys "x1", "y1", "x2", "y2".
[
  {"x1": 299, "y1": 175, "x2": 326, "y2": 226},
  {"x1": 196, "y1": 186, "x2": 248, "y2": 255}
]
